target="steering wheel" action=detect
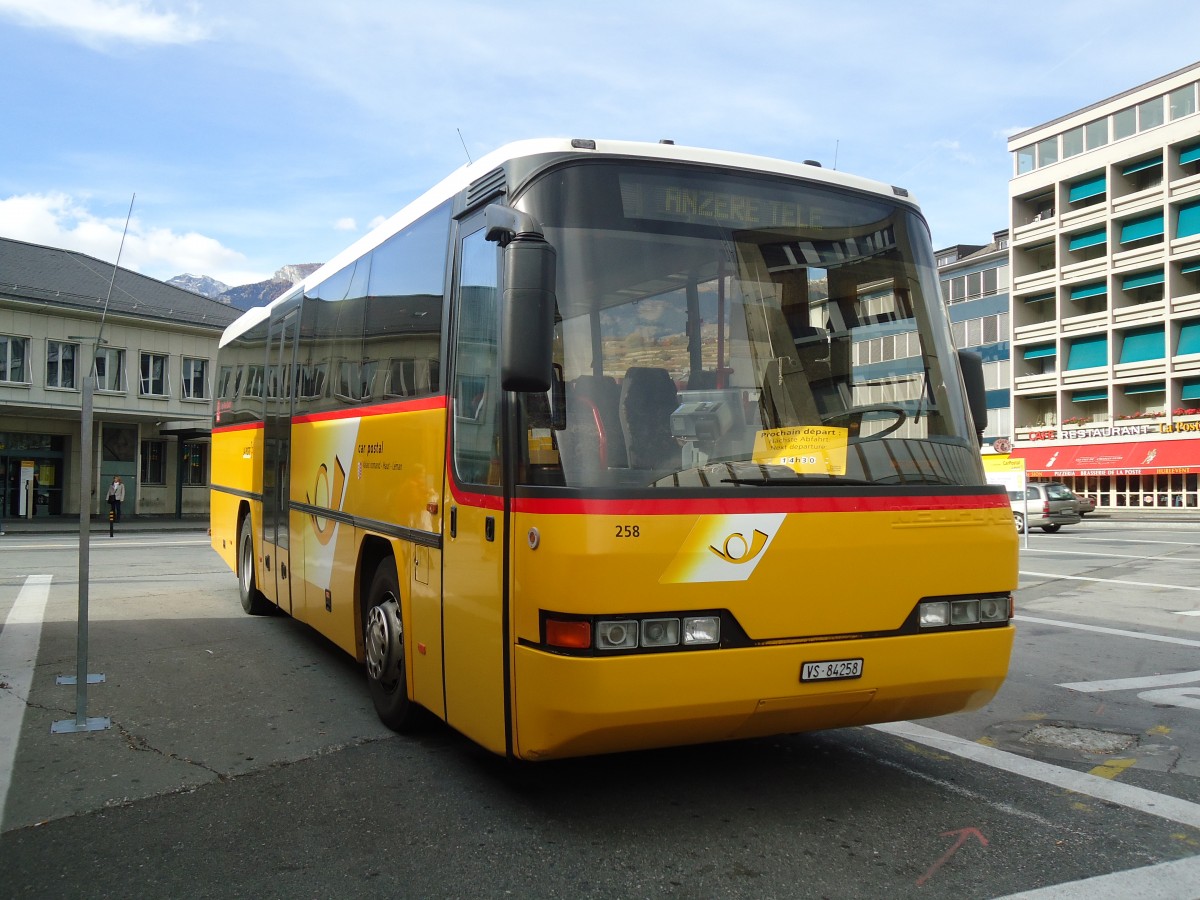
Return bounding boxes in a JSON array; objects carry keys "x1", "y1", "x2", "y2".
[{"x1": 820, "y1": 405, "x2": 907, "y2": 441}]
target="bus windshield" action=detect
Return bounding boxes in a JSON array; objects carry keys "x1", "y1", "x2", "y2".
[{"x1": 516, "y1": 161, "x2": 980, "y2": 490}]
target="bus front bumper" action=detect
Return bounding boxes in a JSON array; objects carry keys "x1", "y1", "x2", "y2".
[{"x1": 511, "y1": 627, "x2": 1013, "y2": 760}]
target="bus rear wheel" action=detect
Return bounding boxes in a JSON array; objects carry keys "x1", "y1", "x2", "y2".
[
  {"x1": 238, "y1": 518, "x2": 272, "y2": 615},
  {"x1": 364, "y1": 558, "x2": 419, "y2": 731}
]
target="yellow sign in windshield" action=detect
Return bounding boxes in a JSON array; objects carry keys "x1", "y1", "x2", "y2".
[{"x1": 752, "y1": 426, "x2": 848, "y2": 475}]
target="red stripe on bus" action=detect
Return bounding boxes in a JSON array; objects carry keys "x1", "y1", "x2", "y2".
[
  {"x1": 510, "y1": 491, "x2": 1009, "y2": 516},
  {"x1": 292, "y1": 395, "x2": 447, "y2": 424}
]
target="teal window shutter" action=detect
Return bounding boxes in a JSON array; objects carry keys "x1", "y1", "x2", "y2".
[
  {"x1": 1068, "y1": 229, "x2": 1106, "y2": 251},
  {"x1": 1121, "y1": 270, "x2": 1164, "y2": 290},
  {"x1": 1070, "y1": 282, "x2": 1107, "y2": 300},
  {"x1": 1177, "y1": 201, "x2": 1200, "y2": 240},
  {"x1": 1182, "y1": 260, "x2": 1200, "y2": 275},
  {"x1": 1023, "y1": 345, "x2": 1056, "y2": 360},
  {"x1": 1121, "y1": 155, "x2": 1162, "y2": 175},
  {"x1": 1120, "y1": 213, "x2": 1165, "y2": 243},
  {"x1": 1119, "y1": 326, "x2": 1165, "y2": 363},
  {"x1": 1068, "y1": 174, "x2": 1106, "y2": 202},
  {"x1": 1178, "y1": 320, "x2": 1200, "y2": 356},
  {"x1": 1181, "y1": 379, "x2": 1200, "y2": 401},
  {"x1": 1023, "y1": 292, "x2": 1055, "y2": 304},
  {"x1": 1072, "y1": 389, "x2": 1108, "y2": 403},
  {"x1": 1122, "y1": 382, "x2": 1164, "y2": 395},
  {"x1": 1180, "y1": 144, "x2": 1200, "y2": 166},
  {"x1": 1066, "y1": 334, "x2": 1108, "y2": 370}
]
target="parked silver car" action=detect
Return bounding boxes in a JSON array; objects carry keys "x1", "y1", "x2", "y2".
[{"x1": 1009, "y1": 482, "x2": 1082, "y2": 533}]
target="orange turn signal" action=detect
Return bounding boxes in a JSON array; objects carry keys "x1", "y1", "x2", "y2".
[{"x1": 546, "y1": 618, "x2": 591, "y2": 649}]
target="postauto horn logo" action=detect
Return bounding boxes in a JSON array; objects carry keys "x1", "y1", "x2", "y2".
[{"x1": 660, "y1": 514, "x2": 785, "y2": 584}]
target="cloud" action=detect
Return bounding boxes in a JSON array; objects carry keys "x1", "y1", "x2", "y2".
[
  {"x1": 0, "y1": 0, "x2": 208, "y2": 46},
  {"x1": 334, "y1": 217, "x2": 357, "y2": 232},
  {"x1": 0, "y1": 192, "x2": 267, "y2": 285}
]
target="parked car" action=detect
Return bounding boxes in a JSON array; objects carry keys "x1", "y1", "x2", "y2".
[
  {"x1": 1009, "y1": 482, "x2": 1082, "y2": 533},
  {"x1": 1033, "y1": 481, "x2": 1096, "y2": 515}
]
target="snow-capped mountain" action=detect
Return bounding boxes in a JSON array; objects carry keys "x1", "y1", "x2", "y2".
[{"x1": 168, "y1": 264, "x2": 322, "y2": 311}]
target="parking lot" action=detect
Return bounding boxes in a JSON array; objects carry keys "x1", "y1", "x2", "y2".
[{"x1": 1, "y1": 514, "x2": 1199, "y2": 898}]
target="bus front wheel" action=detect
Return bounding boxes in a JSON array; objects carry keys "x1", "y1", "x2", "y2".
[
  {"x1": 364, "y1": 558, "x2": 419, "y2": 731},
  {"x1": 238, "y1": 518, "x2": 272, "y2": 615}
]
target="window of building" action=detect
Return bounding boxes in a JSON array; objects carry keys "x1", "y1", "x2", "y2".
[
  {"x1": 1085, "y1": 118, "x2": 1109, "y2": 150},
  {"x1": 1, "y1": 335, "x2": 30, "y2": 383},
  {"x1": 182, "y1": 357, "x2": 209, "y2": 400},
  {"x1": 1177, "y1": 199, "x2": 1200, "y2": 240},
  {"x1": 140, "y1": 352, "x2": 169, "y2": 396},
  {"x1": 1121, "y1": 155, "x2": 1163, "y2": 192},
  {"x1": 1113, "y1": 106, "x2": 1137, "y2": 140},
  {"x1": 1066, "y1": 334, "x2": 1108, "y2": 370},
  {"x1": 1119, "y1": 325, "x2": 1165, "y2": 364},
  {"x1": 1170, "y1": 84, "x2": 1197, "y2": 120},
  {"x1": 982, "y1": 267, "x2": 998, "y2": 295},
  {"x1": 1068, "y1": 172, "x2": 1106, "y2": 207},
  {"x1": 182, "y1": 441, "x2": 209, "y2": 486},
  {"x1": 46, "y1": 340, "x2": 78, "y2": 389},
  {"x1": 1016, "y1": 146, "x2": 1035, "y2": 175},
  {"x1": 1062, "y1": 126, "x2": 1084, "y2": 158},
  {"x1": 1179, "y1": 140, "x2": 1200, "y2": 176},
  {"x1": 1036, "y1": 136, "x2": 1058, "y2": 168},
  {"x1": 1120, "y1": 212, "x2": 1165, "y2": 247},
  {"x1": 141, "y1": 440, "x2": 166, "y2": 485},
  {"x1": 1138, "y1": 96, "x2": 1165, "y2": 131},
  {"x1": 95, "y1": 347, "x2": 126, "y2": 392}
]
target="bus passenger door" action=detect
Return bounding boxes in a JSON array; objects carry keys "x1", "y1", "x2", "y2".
[
  {"x1": 262, "y1": 303, "x2": 298, "y2": 614},
  {"x1": 441, "y1": 220, "x2": 509, "y2": 756}
]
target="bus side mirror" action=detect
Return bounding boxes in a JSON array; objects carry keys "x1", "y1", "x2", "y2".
[
  {"x1": 486, "y1": 204, "x2": 557, "y2": 393},
  {"x1": 957, "y1": 349, "x2": 988, "y2": 444}
]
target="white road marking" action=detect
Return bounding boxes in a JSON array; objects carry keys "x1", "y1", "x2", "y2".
[
  {"x1": 873, "y1": 720, "x2": 1200, "y2": 830},
  {"x1": 1016, "y1": 615, "x2": 1200, "y2": 648},
  {"x1": 995, "y1": 854, "x2": 1200, "y2": 899},
  {"x1": 0, "y1": 539, "x2": 210, "y2": 552},
  {"x1": 1059, "y1": 669, "x2": 1200, "y2": 693},
  {"x1": 1020, "y1": 569, "x2": 1200, "y2": 591},
  {"x1": 1023, "y1": 548, "x2": 1191, "y2": 560},
  {"x1": 0, "y1": 575, "x2": 52, "y2": 831}
]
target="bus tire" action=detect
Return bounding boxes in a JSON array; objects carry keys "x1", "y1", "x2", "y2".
[
  {"x1": 364, "y1": 558, "x2": 419, "y2": 732},
  {"x1": 238, "y1": 517, "x2": 273, "y2": 615}
]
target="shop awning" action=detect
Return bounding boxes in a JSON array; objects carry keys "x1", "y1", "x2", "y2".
[{"x1": 1011, "y1": 439, "x2": 1200, "y2": 475}]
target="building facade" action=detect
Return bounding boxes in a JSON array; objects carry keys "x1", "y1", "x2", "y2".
[
  {"x1": 0, "y1": 237, "x2": 240, "y2": 521},
  {"x1": 937, "y1": 231, "x2": 1012, "y2": 450},
  {"x1": 1006, "y1": 61, "x2": 1200, "y2": 509}
]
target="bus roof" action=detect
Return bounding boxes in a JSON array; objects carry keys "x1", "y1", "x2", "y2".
[{"x1": 220, "y1": 138, "x2": 919, "y2": 348}]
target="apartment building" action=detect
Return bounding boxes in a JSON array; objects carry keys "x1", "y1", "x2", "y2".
[
  {"x1": 1006, "y1": 61, "x2": 1200, "y2": 509},
  {"x1": 937, "y1": 231, "x2": 1012, "y2": 449},
  {"x1": 1, "y1": 237, "x2": 240, "y2": 521}
]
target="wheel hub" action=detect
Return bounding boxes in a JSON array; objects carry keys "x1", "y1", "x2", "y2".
[{"x1": 365, "y1": 596, "x2": 403, "y2": 687}]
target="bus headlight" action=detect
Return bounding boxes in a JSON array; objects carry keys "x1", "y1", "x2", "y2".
[
  {"x1": 919, "y1": 601, "x2": 949, "y2": 627},
  {"x1": 595, "y1": 620, "x2": 639, "y2": 650},
  {"x1": 683, "y1": 616, "x2": 720, "y2": 645},
  {"x1": 640, "y1": 618, "x2": 680, "y2": 647},
  {"x1": 918, "y1": 594, "x2": 1012, "y2": 630}
]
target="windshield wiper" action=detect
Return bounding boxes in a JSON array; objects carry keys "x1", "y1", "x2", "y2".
[{"x1": 721, "y1": 474, "x2": 877, "y2": 486}]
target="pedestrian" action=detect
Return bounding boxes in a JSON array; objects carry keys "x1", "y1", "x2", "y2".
[{"x1": 106, "y1": 475, "x2": 125, "y2": 523}]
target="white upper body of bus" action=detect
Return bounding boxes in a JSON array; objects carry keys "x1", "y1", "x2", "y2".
[{"x1": 218, "y1": 137, "x2": 919, "y2": 350}]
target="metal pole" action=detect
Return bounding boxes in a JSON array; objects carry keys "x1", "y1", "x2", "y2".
[{"x1": 51, "y1": 193, "x2": 135, "y2": 735}]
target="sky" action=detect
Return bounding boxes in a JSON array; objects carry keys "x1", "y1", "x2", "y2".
[{"x1": 2, "y1": 0, "x2": 1200, "y2": 289}]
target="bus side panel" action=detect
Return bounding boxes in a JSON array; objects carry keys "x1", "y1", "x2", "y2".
[
  {"x1": 288, "y1": 407, "x2": 447, "y2": 675},
  {"x1": 210, "y1": 423, "x2": 263, "y2": 573},
  {"x1": 441, "y1": 497, "x2": 507, "y2": 755}
]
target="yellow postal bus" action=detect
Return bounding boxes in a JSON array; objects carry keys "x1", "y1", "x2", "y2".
[{"x1": 211, "y1": 138, "x2": 1016, "y2": 760}]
